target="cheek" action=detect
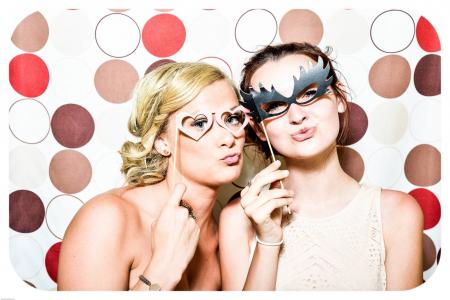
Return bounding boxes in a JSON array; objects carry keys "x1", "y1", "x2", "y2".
[
  {"x1": 178, "y1": 137, "x2": 205, "y2": 158},
  {"x1": 312, "y1": 101, "x2": 341, "y2": 138}
]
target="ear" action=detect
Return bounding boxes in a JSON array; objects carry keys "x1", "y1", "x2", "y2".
[
  {"x1": 154, "y1": 135, "x2": 171, "y2": 156},
  {"x1": 249, "y1": 119, "x2": 267, "y2": 142}
]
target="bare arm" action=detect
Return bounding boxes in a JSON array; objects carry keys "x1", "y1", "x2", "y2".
[
  {"x1": 381, "y1": 190, "x2": 424, "y2": 290},
  {"x1": 57, "y1": 195, "x2": 133, "y2": 290},
  {"x1": 219, "y1": 160, "x2": 292, "y2": 290},
  {"x1": 219, "y1": 198, "x2": 252, "y2": 290}
]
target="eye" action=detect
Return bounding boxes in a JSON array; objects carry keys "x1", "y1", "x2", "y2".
[
  {"x1": 225, "y1": 113, "x2": 242, "y2": 126},
  {"x1": 260, "y1": 101, "x2": 288, "y2": 114},
  {"x1": 191, "y1": 118, "x2": 208, "y2": 129},
  {"x1": 298, "y1": 88, "x2": 318, "y2": 102}
]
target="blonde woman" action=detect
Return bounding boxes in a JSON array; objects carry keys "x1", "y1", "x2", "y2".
[{"x1": 58, "y1": 62, "x2": 248, "y2": 290}]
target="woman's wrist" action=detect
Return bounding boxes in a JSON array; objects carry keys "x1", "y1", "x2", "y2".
[
  {"x1": 255, "y1": 229, "x2": 283, "y2": 244},
  {"x1": 255, "y1": 234, "x2": 284, "y2": 246},
  {"x1": 143, "y1": 261, "x2": 181, "y2": 291}
]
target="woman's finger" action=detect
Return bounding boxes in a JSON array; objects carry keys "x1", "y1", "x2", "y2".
[{"x1": 245, "y1": 169, "x2": 289, "y2": 198}]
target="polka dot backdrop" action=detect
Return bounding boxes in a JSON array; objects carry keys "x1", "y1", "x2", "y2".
[{"x1": 8, "y1": 8, "x2": 441, "y2": 290}]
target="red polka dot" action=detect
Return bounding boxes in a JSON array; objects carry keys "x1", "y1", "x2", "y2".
[
  {"x1": 9, "y1": 54, "x2": 49, "y2": 97},
  {"x1": 142, "y1": 14, "x2": 186, "y2": 57},
  {"x1": 409, "y1": 188, "x2": 441, "y2": 230},
  {"x1": 45, "y1": 242, "x2": 62, "y2": 283},
  {"x1": 416, "y1": 16, "x2": 440, "y2": 52}
]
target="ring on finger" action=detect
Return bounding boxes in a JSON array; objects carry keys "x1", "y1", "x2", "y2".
[{"x1": 180, "y1": 200, "x2": 196, "y2": 220}]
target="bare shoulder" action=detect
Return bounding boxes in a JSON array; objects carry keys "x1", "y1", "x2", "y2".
[
  {"x1": 380, "y1": 189, "x2": 424, "y2": 242},
  {"x1": 63, "y1": 190, "x2": 140, "y2": 246},
  {"x1": 219, "y1": 197, "x2": 253, "y2": 237}
]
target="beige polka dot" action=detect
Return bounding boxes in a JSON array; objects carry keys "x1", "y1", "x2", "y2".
[{"x1": 94, "y1": 59, "x2": 139, "y2": 103}]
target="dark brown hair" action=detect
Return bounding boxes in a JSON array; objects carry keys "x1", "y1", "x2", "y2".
[{"x1": 240, "y1": 42, "x2": 350, "y2": 159}]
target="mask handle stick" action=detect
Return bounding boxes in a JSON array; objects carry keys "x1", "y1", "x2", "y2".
[
  {"x1": 173, "y1": 124, "x2": 182, "y2": 184},
  {"x1": 260, "y1": 120, "x2": 291, "y2": 214}
]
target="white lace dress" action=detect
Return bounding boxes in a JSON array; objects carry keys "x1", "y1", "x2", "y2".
[{"x1": 249, "y1": 184, "x2": 387, "y2": 290}]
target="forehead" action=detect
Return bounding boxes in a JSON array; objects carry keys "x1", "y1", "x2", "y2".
[
  {"x1": 250, "y1": 54, "x2": 317, "y2": 96},
  {"x1": 182, "y1": 79, "x2": 238, "y2": 112}
]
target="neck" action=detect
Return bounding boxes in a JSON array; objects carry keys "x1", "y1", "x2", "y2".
[
  {"x1": 283, "y1": 145, "x2": 358, "y2": 214},
  {"x1": 164, "y1": 170, "x2": 218, "y2": 239}
]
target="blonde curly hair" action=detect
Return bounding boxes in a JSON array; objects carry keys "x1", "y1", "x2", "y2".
[{"x1": 120, "y1": 62, "x2": 237, "y2": 186}]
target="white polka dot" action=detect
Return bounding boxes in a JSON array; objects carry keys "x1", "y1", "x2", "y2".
[
  {"x1": 326, "y1": 10, "x2": 369, "y2": 54},
  {"x1": 51, "y1": 10, "x2": 93, "y2": 55},
  {"x1": 370, "y1": 101, "x2": 408, "y2": 144},
  {"x1": 45, "y1": 195, "x2": 84, "y2": 240},
  {"x1": 410, "y1": 100, "x2": 441, "y2": 142},
  {"x1": 189, "y1": 10, "x2": 231, "y2": 55},
  {"x1": 93, "y1": 152, "x2": 125, "y2": 191},
  {"x1": 367, "y1": 147, "x2": 403, "y2": 187},
  {"x1": 198, "y1": 57, "x2": 233, "y2": 79},
  {"x1": 335, "y1": 56, "x2": 368, "y2": 97},
  {"x1": 9, "y1": 235, "x2": 44, "y2": 279},
  {"x1": 96, "y1": 105, "x2": 132, "y2": 150},
  {"x1": 9, "y1": 146, "x2": 47, "y2": 189},
  {"x1": 370, "y1": 10, "x2": 415, "y2": 53},
  {"x1": 235, "y1": 9, "x2": 277, "y2": 53},
  {"x1": 95, "y1": 13, "x2": 140, "y2": 58},
  {"x1": 50, "y1": 58, "x2": 93, "y2": 100},
  {"x1": 9, "y1": 99, "x2": 50, "y2": 144}
]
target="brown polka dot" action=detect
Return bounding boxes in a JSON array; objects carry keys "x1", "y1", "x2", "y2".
[
  {"x1": 405, "y1": 144, "x2": 440, "y2": 186},
  {"x1": 51, "y1": 104, "x2": 94, "y2": 148},
  {"x1": 369, "y1": 55, "x2": 411, "y2": 98},
  {"x1": 108, "y1": 9, "x2": 129, "y2": 12},
  {"x1": 9, "y1": 190, "x2": 45, "y2": 233},
  {"x1": 11, "y1": 11, "x2": 49, "y2": 52},
  {"x1": 339, "y1": 102, "x2": 368, "y2": 145},
  {"x1": 49, "y1": 150, "x2": 92, "y2": 194},
  {"x1": 94, "y1": 59, "x2": 139, "y2": 103},
  {"x1": 279, "y1": 9, "x2": 323, "y2": 45},
  {"x1": 145, "y1": 59, "x2": 176, "y2": 75},
  {"x1": 337, "y1": 147, "x2": 365, "y2": 182},
  {"x1": 414, "y1": 54, "x2": 441, "y2": 96},
  {"x1": 423, "y1": 233, "x2": 436, "y2": 271}
]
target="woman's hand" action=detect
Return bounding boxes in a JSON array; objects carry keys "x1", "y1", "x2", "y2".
[
  {"x1": 145, "y1": 183, "x2": 200, "y2": 290},
  {"x1": 240, "y1": 160, "x2": 293, "y2": 243}
]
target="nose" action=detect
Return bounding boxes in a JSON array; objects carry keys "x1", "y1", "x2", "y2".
[
  {"x1": 287, "y1": 103, "x2": 308, "y2": 125},
  {"x1": 214, "y1": 123, "x2": 235, "y2": 148}
]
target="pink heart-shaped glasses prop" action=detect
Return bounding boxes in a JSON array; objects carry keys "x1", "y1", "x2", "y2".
[{"x1": 175, "y1": 106, "x2": 249, "y2": 141}]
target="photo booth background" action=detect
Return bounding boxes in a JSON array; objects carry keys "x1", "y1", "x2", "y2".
[{"x1": 8, "y1": 8, "x2": 441, "y2": 290}]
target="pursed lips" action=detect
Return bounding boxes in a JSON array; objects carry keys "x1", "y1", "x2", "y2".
[
  {"x1": 221, "y1": 152, "x2": 241, "y2": 165},
  {"x1": 290, "y1": 126, "x2": 316, "y2": 142}
]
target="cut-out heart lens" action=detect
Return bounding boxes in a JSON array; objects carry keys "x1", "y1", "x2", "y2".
[{"x1": 176, "y1": 106, "x2": 249, "y2": 141}]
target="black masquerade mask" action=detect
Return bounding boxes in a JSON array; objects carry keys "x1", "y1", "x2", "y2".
[{"x1": 240, "y1": 56, "x2": 334, "y2": 123}]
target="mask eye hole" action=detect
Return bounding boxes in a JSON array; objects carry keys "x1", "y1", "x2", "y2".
[{"x1": 260, "y1": 101, "x2": 289, "y2": 115}]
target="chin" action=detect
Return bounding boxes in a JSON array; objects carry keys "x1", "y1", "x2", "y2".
[
  {"x1": 196, "y1": 164, "x2": 242, "y2": 187},
  {"x1": 218, "y1": 165, "x2": 242, "y2": 183}
]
